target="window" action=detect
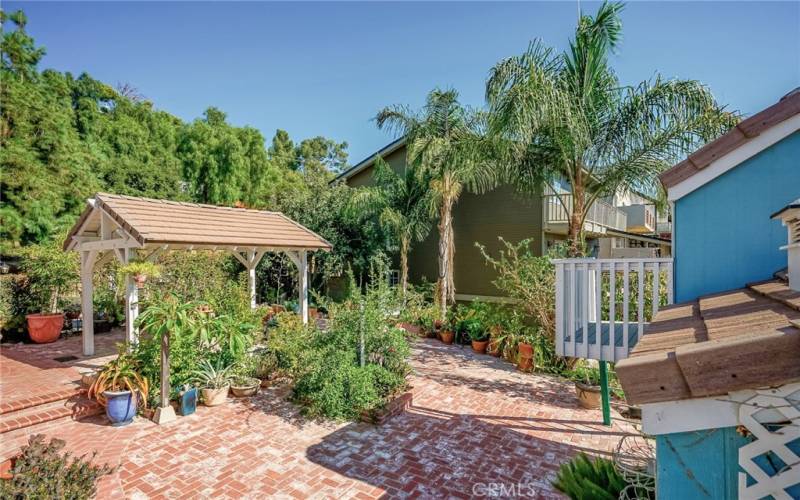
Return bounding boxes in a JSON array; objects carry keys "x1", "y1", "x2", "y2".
[{"x1": 388, "y1": 269, "x2": 400, "y2": 287}]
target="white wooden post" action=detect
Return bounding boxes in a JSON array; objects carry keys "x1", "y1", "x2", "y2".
[
  {"x1": 299, "y1": 250, "x2": 308, "y2": 324},
  {"x1": 124, "y1": 248, "x2": 139, "y2": 346},
  {"x1": 80, "y1": 250, "x2": 98, "y2": 356},
  {"x1": 248, "y1": 250, "x2": 257, "y2": 309}
]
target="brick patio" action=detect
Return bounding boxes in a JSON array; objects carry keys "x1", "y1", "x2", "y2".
[{"x1": 0, "y1": 336, "x2": 638, "y2": 499}]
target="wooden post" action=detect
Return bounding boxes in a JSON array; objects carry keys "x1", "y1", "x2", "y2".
[
  {"x1": 600, "y1": 360, "x2": 611, "y2": 426},
  {"x1": 80, "y1": 250, "x2": 97, "y2": 356},
  {"x1": 152, "y1": 330, "x2": 176, "y2": 424},
  {"x1": 124, "y1": 248, "x2": 139, "y2": 347},
  {"x1": 299, "y1": 250, "x2": 308, "y2": 324}
]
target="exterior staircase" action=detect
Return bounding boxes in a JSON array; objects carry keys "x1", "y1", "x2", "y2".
[{"x1": 0, "y1": 348, "x2": 105, "y2": 476}]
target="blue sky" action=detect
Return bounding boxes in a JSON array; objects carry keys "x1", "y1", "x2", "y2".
[{"x1": 9, "y1": 1, "x2": 800, "y2": 164}]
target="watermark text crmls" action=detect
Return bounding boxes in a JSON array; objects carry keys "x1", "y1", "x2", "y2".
[{"x1": 472, "y1": 482, "x2": 540, "y2": 497}]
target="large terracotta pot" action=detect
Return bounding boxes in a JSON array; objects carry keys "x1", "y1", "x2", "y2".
[
  {"x1": 26, "y1": 313, "x2": 64, "y2": 344},
  {"x1": 440, "y1": 330, "x2": 455, "y2": 345},
  {"x1": 517, "y1": 342, "x2": 534, "y2": 372}
]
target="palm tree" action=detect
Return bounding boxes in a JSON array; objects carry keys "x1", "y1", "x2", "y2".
[
  {"x1": 348, "y1": 157, "x2": 433, "y2": 294},
  {"x1": 486, "y1": 1, "x2": 737, "y2": 256},
  {"x1": 376, "y1": 89, "x2": 496, "y2": 316}
]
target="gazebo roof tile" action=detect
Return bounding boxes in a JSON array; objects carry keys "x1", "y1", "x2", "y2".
[{"x1": 65, "y1": 193, "x2": 332, "y2": 251}]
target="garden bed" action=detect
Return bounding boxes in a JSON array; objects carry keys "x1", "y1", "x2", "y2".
[{"x1": 360, "y1": 389, "x2": 413, "y2": 425}]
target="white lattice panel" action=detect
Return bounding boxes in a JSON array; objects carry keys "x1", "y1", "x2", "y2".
[{"x1": 738, "y1": 382, "x2": 800, "y2": 500}]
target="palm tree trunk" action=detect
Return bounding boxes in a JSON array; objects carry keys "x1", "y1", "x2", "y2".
[
  {"x1": 399, "y1": 235, "x2": 409, "y2": 295},
  {"x1": 437, "y1": 195, "x2": 455, "y2": 319},
  {"x1": 568, "y1": 173, "x2": 586, "y2": 257}
]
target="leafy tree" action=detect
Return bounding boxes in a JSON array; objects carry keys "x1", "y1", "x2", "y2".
[
  {"x1": 348, "y1": 157, "x2": 433, "y2": 294},
  {"x1": 376, "y1": 88, "x2": 496, "y2": 317},
  {"x1": 296, "y1": 136, "x2": 349, "y2": 175},
  {"x1": 486, "y1": 1, "x2": 736, "y2": 255},
  {"x1": 268, "y1": 129, "x2": 297, "y2": 170}
]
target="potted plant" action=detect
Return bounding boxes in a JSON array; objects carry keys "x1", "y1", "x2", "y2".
[
  {"x1": 487, "y1": 324, "x2": 504, "y2": 356},
  {"x1": 230, "y1": 376, "x2": 260, "y2": 397},
  {"x1": 64, "y1": 303, "x2": 81, "y2": 320},
  {"x1": 467, "y1": 321, "x2": 490, "y2": 353},
  {"x1": 118, "y1": 260, "x2": 161, "y2": 289},
  {"x1": 88, "y1": 353, "x2": 149, "y2": 426},
  {"x1": 193, "y1": 359, "x2": 232, "y2": 406},
  {"x1": 20, "y1": 242, "x2": 78, "y2": 344},
  {"x1": 439, "y1": 313, "x2": 455, "y2": 345},
  {"x1": 572, "y1": 365, "x2": 602, "y2": 410},
  {"x1": 517, "y1": 325, "x2": 538, "y2": 373}
]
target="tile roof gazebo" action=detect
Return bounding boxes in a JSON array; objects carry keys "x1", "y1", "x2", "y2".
[{"x1": 64, "y1": 193, "x2": 332, "y2": 357}]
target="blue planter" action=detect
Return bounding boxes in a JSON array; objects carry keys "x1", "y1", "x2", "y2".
[
  {"x1": 178, "y1": 387, "x2": 198, "y2": 416},
  {"x1": 103, "y1": 390, "x2": 137, "y2": 426}
]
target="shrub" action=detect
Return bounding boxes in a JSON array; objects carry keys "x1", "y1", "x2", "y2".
[
  {"x1": 274, "y1": 274, "x2": 411, "y2": 420},
  {"x1": 0, "y1": 434, "x2": 114, "y2": 500},
  {"x1": 17, "y1": 238, "x2": 79, "y2": 314},
  {"x1": 552, "y1": 453, "x2": 626, "y2": 500},
  {"x1": 477, "y1": 238, "x2": 555, "y2": 341}
]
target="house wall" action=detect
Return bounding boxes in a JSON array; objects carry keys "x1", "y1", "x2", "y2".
[
  {"x1": 343, "y1": 144, "x2": 544, "y2": 298},
  {"x1": 674, "y1": 131, "x2": 800, "y2": 303}
]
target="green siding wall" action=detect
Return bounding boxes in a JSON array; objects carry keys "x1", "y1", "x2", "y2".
[{"x1": 344, "y1": 145, "x2": 544, "y2": 297}]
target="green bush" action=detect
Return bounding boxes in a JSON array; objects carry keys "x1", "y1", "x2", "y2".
[
  {"x1": 0, "y1": 434, "x2": 114, "y2": 500},
  {"x1": 16, "y1": 238, "x2": 79, "y2": 314},
  {"x1": 552, "y1": 453, "x2": 626, "y2": 500},
  {"x1": 272, "y1": 275, "x2": 411, "y2": 420}
]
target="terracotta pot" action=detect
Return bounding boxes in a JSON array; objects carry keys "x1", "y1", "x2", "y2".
[
  {"x1": 471, "y1": 339, "x2": 489, "y2": 354},
  {"x1": 517, "y1": 342, "x2": 534, "y2": 372},
  {"x1": 440, "y1": 330, "x2": 455, "y2": 345},
  {"x1": 133, "y1": 274, "x2": 147, "y2": 289},
  {"x1": 575, "y1": 381, "x2": 602, "y2": 409},
  {"x1": 26, "y1": 313, "x2": 64, "y2": 344},
  {"x1": 308, "y1": 307, "x2": 319, "y2": 319},
  {"x1": 201, "y1": 386, "x2": 230, "y2": 406},
  {"x1": 487, "y1": 339, "x2": 501, "y2": 357},
  {"x1": 0, "y1": 456, "x2": 16, "y2": 480},
  {"x1": 231, "y1": 378, "x2": 260, "y2": 397}
]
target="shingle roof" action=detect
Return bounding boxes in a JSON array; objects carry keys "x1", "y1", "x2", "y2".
[
  {"x1": 615, "y1": 278, "x2": 800, "y2": 405},
  {"x1": 660, "y1": 89, "x2": 800, "y2": 190},
  {"x1": 64, "y1": 193, "x2": 332, "y2": 251}
]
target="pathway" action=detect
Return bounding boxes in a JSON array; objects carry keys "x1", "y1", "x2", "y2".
[{"x1": 1, "y1": 337, "x2": 638, "y2": 499}]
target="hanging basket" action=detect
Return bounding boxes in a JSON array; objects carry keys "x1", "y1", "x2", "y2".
[{"x1": 133, "y1": 274, "x2": 147, "y2": 289}]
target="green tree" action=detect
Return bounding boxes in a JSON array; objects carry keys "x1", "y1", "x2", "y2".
[
  {"x1": 296, "y1": 136, "x2": 349, "y2": 175},
  {"x1": 268, "y1": 129, "x2": 297, "y2": 171},
  {"x1": 376, "y1": 88, "x2": 495, "y2": 316},
  {"x1": 348, "y1": 157, "x2": 434, "y2": 294},
  {"x1": 486, "y1": 1, "x2": 736, "y2": 255}
]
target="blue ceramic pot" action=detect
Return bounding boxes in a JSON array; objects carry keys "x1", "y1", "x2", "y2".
[
  {"x1": 178, "y1": 387, "x2": 198, "y2": 416},
  {"x1": 103, "y1": 390, "x2": 137, "y2": 426}
]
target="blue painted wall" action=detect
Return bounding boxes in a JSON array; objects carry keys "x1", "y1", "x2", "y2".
[
  {"x1": 656, "y1": 427, "x2": 748, "y2": 499},
  {"x1": 674, "y1": 131, "x2": 800, "y2": 303}
]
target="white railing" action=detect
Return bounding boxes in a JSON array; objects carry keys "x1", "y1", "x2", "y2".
[
  {"x1": 543, "y1": 194, "x2": 628, "y2": 232},
  {"x1": 553, "y1": 258, "x2": 673, "y2": 363}
]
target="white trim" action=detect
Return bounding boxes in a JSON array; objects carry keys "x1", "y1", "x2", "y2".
[
  {"x1": 641, "y1": 387, "x2": 796, "y2": 435},
  {"x1": 668, "y1": 113, "x2": 800, "y2": 202}
]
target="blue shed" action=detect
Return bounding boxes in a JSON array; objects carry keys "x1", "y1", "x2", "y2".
[{"x1": 616, "y1": 89, "x2": 800, "y2": 500}]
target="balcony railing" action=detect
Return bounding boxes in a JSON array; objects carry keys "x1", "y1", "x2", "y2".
[
  {"x1": 553, "y1": 258, "x2": 673, "y2": 362},
  {"x1": 656, "y1": 221, "x2": 673, "y2": 234},
  {"x1": 543, "y1": 194, "x2": 628, "y2": 232}
]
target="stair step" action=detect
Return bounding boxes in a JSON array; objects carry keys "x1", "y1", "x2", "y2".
[
  {"x1": 0, "y1": 384, "x2": 84, "y2": 416},
  {"x1": 0, "y1": 396, "x2": 102, "y2": 434}
]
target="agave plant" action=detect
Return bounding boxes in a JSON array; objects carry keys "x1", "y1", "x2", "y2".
[
  {"x1": 88, "y1": 350, "x2": 149, "y2": 408},
  {"x1": 192, "y1": 359, "x2": 234, "y2": 390}
]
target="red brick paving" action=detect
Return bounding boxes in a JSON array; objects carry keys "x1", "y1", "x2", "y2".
[{"x1": 1, "y1": 337, "x2": 638, "y2": 499}]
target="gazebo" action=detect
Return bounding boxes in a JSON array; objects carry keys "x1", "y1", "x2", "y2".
[{"x1": 64, "y1": 193, "x2": 332, "y2": 357}]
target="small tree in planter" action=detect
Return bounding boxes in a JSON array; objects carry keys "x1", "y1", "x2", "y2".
[
  {"x1": 19, "y1": 239, "x2": 79, "y2": 343},
  {"x1": 117, "y1": 260, "x2": 161, "y2": 289}
]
